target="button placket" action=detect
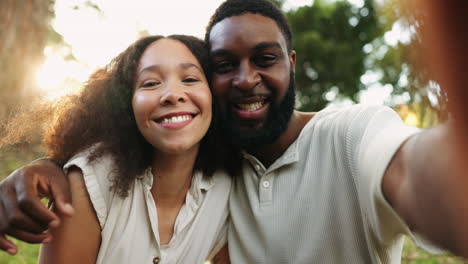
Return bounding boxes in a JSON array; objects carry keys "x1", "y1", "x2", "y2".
[{"x1": 259, "y1": 173, "x2": 273, "y2": 205}]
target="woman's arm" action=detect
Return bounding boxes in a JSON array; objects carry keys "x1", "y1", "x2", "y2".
[{"x1": 38, "y1": 168, "x2": 101, "y2": 264}]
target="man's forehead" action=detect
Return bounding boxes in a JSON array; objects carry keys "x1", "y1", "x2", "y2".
[{"x1": 208, "y1": 13, "x2": 287, "y2": 52}]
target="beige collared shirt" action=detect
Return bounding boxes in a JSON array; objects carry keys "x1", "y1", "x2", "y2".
[
  {"x1": 64, "y1": 151, "x2": 230, "y2": 264},
  {"x1": 228, "y1": 104, "x2": 439, "y2": 264}
]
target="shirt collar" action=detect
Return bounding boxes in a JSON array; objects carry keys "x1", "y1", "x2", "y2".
[
  {"x1": 139, "y1": 168, "x2": 214, "y2": 192},
  {"x1": 242, "y1": 138, "x2": 300, "y2": 173}
]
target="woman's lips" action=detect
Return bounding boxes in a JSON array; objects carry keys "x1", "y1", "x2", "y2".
[{"x1": 154, "y1": 113, "x2": 196, "y2": 129}]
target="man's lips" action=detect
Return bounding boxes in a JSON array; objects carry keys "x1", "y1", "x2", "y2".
[{"x1": 230, "y1": 97, "x2": 269, "y2": 120}]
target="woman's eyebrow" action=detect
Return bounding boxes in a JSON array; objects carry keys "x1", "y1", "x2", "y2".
[
  {"x1": 180, "y1": 62, "x2": 203, "y2": 72},
  {"x1": 138, "y1": 64, "x2": 161, "y2": 75},
  {"x1": 138, "y1": 63, "x2": 202, "y2": 75}
]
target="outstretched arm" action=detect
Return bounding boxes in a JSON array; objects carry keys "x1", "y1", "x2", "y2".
[
  {"x1": 38, "y1": 168, "x2": 101, "y2": 264},
  {"x1": 383, "y1": 0, "x2": 468, "y2": 257},
  {"x1": 0, "y1": 159, "x2": 74, "y2": 254},
  {"x1": 383, "y1": 123, "x2": 468, "y2": 255}
]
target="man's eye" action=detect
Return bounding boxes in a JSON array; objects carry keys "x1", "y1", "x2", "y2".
[
  {"x1": 214, "y1": 61, "x2": 235, "y2": 74},
  {"x1": 255, "y1": 55, "x2": 278, "y2": 67}
]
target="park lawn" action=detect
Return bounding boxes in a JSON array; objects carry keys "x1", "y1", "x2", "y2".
[
  {"x1": 0, "y1": 236, "x2": 467, "y2": 263},
  {"x1": 0, "y1": 239, "x2": 39, "y2": 264}
]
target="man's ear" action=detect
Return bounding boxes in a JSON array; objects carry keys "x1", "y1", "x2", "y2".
[{"x1": 289, "y1": 50, "x2": 296, "y2": 73}]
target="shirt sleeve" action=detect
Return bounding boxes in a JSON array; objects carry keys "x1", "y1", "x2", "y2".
[
  {"x1": 63, "y1": 149, "x2": 115, "y2": 229},
  {"x1": 345, "y1": 105, "x2": 442, "y2": 252}
]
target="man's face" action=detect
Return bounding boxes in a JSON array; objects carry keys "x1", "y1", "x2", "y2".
[{"x1": 209, "y1": 13, "x2": 296, "y2": 149}]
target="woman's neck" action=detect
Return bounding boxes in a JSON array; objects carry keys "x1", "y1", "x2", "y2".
[
  {"x1": 150, "y1": 147, "x2": 199, "y2": 245},
  {"x1": 150, "y1": 147, "x2": 198, "y2": 206}
]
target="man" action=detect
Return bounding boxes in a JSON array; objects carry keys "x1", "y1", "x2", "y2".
[{"x1": 1, "y1": 0, "x2": 468, "y2": 262}]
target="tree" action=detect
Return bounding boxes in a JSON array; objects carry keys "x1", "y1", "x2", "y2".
[
  {"x1": 287, "y1": 0, "x2": 381, "y2": 111},
  {"x1": 375, "y1": 0, "x2": 447, "y2": 127},
  {"x1": 0, "y1": 0, "x2": 55, "y2": 120},
  {"x1": 286, "y1": 0, "x2": 445, "y2": 127}
]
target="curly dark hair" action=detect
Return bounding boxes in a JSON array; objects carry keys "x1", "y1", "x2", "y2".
[
  {"x1": 44, "y1": 35, "x2": 227, "y2": 197},
  {"x1": 205, "y1": 0, "x2": 292, "y2": 51}
]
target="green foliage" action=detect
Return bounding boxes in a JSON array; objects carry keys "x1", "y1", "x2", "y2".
[
  {"x1": 375, "y1": 0, "x2": 447, "y2": 127},
  {"x1": 287, "y1": 0, "x2": 446, "y2": 127},
  {"x1": 0, "y1": 239, "x2": 39, "y2": 264},
  {"x1": 0, "y1": 236, "x2": 464, "y2": 263},
  {"x1": 402, "y1": 237, "x2": 467, "y2": 264},
  {"x1": 0, "y1": 144, "x2": 45, "y2": 181},
  {"x1": 288, "y1": 0, "x2": 381, "y2": 111}
]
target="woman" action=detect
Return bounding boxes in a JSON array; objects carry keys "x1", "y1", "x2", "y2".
[{"x1": 36, "y1": 35, "x2": 235, "y2": 263}]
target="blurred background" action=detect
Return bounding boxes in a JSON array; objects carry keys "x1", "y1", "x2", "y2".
[{"x1": 0, "y1": 0, "x2": 464, "y2": 263}]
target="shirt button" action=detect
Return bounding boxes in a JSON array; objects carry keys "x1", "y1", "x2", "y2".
[
  {"x1": 153, "y1": 257, "x2": 160, "y2": 264},
  {"x1": 262, "y1": 181, "x2": 270, "y2": 188}
]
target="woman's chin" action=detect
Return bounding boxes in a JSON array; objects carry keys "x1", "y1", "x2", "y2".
[{"x1": 153, "y1": 142, "x2": 200, "y2": 156}]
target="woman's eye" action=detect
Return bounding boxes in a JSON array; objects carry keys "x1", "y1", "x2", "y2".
[
  {"x1": 183, "y1": 77, "x2": 199, "y2": 83},
  {"x1": 141, "y1": 81, "x2": 160, "y2": 88}
]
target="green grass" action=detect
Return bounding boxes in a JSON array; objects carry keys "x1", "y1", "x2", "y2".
[
  {"x1": 1, "y1": 146, "x2": 467, "y2": 263},
  {"x1": 0, "y1": 239, "x2": 39, "y2": 264},
  {"x1": 0, "y1": 237, "x2": 466, "y2": 263},
  {"x1": 402, "y1": 238, "x2": 468, "y2": 264}
]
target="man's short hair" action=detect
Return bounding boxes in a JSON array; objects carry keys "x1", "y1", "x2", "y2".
[{"x1": 205, "y1": 0, "x2": 293, "y2": 51}]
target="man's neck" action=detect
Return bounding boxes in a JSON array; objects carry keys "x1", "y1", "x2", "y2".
[{"x1": 248, "y1": 110, "x2": 315, "y2": 168}]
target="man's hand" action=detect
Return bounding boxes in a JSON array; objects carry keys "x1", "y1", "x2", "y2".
[{"x1": 0, "y1": 159, "x2": 74, "y2": 255}]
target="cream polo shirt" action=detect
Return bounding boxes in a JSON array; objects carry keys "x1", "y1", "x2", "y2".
[
  {"x1": 64, "y1": 151, "x2": 231, "y2": 264},
  {"x1": 228, "y1": 104, "x2": 438, "y2": 264}
]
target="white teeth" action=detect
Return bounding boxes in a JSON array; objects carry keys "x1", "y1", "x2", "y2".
[
  {"x1": 238, "y1": 102, "x2": 264, "y2": 111},
  {"x1": 160, "y1": 115, "x2": 192, "y2": 124}
]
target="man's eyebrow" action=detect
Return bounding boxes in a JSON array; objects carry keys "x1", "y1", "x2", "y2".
[
  {"x1": 210, "y1": 42, "x2": 283, "y2": 57},
  {"x1": 253, "y1": 42, "x2": 282, "y2": 51},
  {"x1": 210, "y1": 49, "x2": 231, "y2": 58}
]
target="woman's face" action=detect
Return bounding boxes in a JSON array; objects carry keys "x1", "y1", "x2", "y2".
[{"x1": 132, "y1": 38, "x2": 212, "y2": 155}]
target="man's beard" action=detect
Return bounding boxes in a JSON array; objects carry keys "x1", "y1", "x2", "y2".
[{"x1": 219, "y1": 71, "x2": 295, "y2": 150}]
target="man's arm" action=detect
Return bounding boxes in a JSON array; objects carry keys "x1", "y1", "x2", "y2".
[
  {"x1": 211, "y1": 244, "x2": 230, "y2": 264},
  {"x1": 39, "y1": 168, "x2": 101, "y2": 264},
  {"x1": 382, "y1": 0, "x2": 468, "y2": 258},
  {"x1": 383, "y1": 123, "x2": 468, "y2": 256},
  {"x1": 0, "y1": 159, "x2": 74, "y2": 254}
]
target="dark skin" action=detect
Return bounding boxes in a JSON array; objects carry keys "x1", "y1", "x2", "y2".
[
  {"x1": 0, "y1": 159, "x2": 74, "y2": 254},
  {"x1": 1, "y1": 5, "x2": 468, "y2": 261},
  {"x1": 207, "y1": 13, "x2": 468, "y2": 258}
]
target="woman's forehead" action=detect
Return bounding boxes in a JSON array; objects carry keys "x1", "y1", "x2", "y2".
[{"x1": 137, "y1": 39, "x2": 201, "y2": 72}]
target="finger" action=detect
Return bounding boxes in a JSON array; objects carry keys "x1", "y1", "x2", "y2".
[
  {"x1": 0, "y1": 188, "x2": 46, "y2": 233},
  {"x1": 6, "y1": 228, "x2": 51, "y2": 244},
  {"x1": 2, "y1": 194, "x2": 49, "y2": 234},
  {"x1": 10, "y1": 210, "x2": 49, "y2": 234},
  {"x1": 48, "y1": 169, "x2": 74, "y2": 217},
  {"x1": 16, "y1": 181, "x2": 60, "y2": 229},
  {"x1": 0, "y1": 234, "x2": 17, "y2": 255}
]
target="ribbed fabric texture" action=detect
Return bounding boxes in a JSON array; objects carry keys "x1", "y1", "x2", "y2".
[
  {"x1": 228, "y1": 104, "x2": 425, "y2": 264},
  {"x1": 64, "y1": 150, "x2": 231, "y2": 264}
]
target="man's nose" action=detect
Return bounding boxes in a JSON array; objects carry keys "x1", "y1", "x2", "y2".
[{"x1": 232, "y1": 61, "x2": 260, "y2": 91}]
